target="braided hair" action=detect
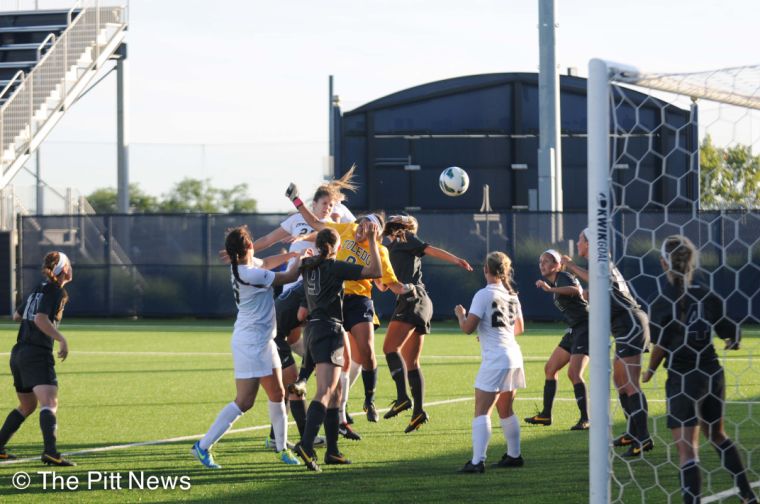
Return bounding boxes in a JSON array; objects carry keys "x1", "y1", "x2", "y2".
[
  {"x1": 225, "y1": 226, "x2": 254, "y2": 286},
  {"x1": 486, "y1": 251, "x2": 517, "y2": 294},
  {"x1": 382, "y1": 215, "x2": 419, "y2": 242},
  {"x1": 301, "y1": 228, "x2": 340, "y2": 271}
]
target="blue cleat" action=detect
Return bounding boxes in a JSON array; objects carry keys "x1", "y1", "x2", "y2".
[
  {"x1": 277, "y1": 449, "x2": 301, "y2": 465},
  {"x1": 191, "y1": 441, "x2": 221, "y2": 469}
]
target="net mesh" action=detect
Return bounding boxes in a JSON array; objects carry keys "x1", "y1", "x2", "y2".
[{"x1": 604, "y1": 66, "x2": 760, "y2": 503}]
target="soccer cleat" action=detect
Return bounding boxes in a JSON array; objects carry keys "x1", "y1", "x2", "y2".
[
  {"x1": 339, "y1": 422, "x2": 362, "y2": 441},
  {"x1": 570, "y1": 419, "x2": 591, "y2": 431},
  {"x1": 404, "y1": 410, "x2": 429, "y2": 433},
  {"x1": 613, "y1": 434, "x2": 634, "y2": 447},
  {"x1": 363, "y1": 399, "x2": 379, "y2": 423},
  {"x1": 41, "y1": 452, "x2": 76, "y2": 467},
  {"x1": 458, "y1": 460, "x2": 485, "y2": 473},
  {"x1": 277, "y1": 449, "x2": 301, "y2": 465},
  {"x1": 294, "y1": 443, "x2": 321, "y2": 472},
  {"x1": 524, "y1": 413, "x2": 552, "y2": 426},
  {"x1": 383, "y1": 397, "x2": 412, "y2": 420},
  {"x1": 324, "y1": 452, "x2": 352, "y2": 465},
  {"x1": 0, "y1": 449, "x2": 18, "y2": 460},
  {"x1": 622, "y1": 438, "x2": 654, "y2": 458},
  {"x1": 191, "y1": 441, "x2": 221, "y2": 469},
  {"x1": 313, "y1": 435, "x2": 326, "y2": 448},
  {"x1": 287, "y1": 379, "x2": 307, "y2": 397},
  {"x1": 492, "y1": 453, "x2": 524, "y2": 468}
]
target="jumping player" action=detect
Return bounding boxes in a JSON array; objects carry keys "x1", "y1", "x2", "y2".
[
  {"x1": 455, "y1": 252, "x2": 525, "y2": 473},
  {"x1": 525, "y1": 249, "x2": 590, "y2": 430},
  {"x1": 562, "y1": 228, "x2": 652, "y2": 455},
  {"x1": 643, "y1": 235, "x2": 757, "y2": 504},
  {"x1": 294, "y1": 225, "x2": 382, "y2": 472},
  {"x1": 382, "y1": 215, "x2": 473, "y2": 433},
  {"x1": 191, "y1": 226, "x2": 304, "y2": 469},
  {"x1": 0, "y1": 252, "x2": 75, "y2": 466}
]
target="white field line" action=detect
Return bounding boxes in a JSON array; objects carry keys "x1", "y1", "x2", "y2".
[{"x1": 702, "y1": 480, "x2": 760, "y2": 503}]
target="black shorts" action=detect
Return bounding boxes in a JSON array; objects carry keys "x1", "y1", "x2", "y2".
[
  {"x1": 275, "y1": 282, "x2": 307, "y2": 339},
  {"x1": 558, "y1": 323, "x2": 589, "y2": 355},
  {"x1": 274, "y1": 336, "x2": 296, "y2": 369},
  {"x1": 342, "y1": 295, "x2": 375, "y2": 332},
  {"x1": 304, "y1": 320, "x2": 345, "y2": 367},
  {"x1": 666, "y1": 367, "x2": 725, "y2": 429},
  {"x1": 10, "y1": 344, "x2": 57, "y2": 393},
  {"x1": 612, "y1": 309, "x2": 650, "y2": 358},
  {"x1": 391, "y1": 285, "x2": 433, "y2": 334}
]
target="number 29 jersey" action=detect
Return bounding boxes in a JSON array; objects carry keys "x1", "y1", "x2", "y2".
[{"x1": 468, "y1": 283, "x2": 524, "y2": 370}]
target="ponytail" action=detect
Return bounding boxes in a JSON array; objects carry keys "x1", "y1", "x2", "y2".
[
  {"x1": 225, "y1": 226, "x2": 254, "y2": 286},
  {"x1": 486, "y1": 251, "x2": 517, "y2": 294},
  {"x1": 41, "y1": 251, "x2": 70, "y2": 307},
  {"x1": 661, "y1": 234, "x2": 697, "y2": 304},
  {"x1": 301, "y1": 228, "x2": 340, "y2": 272},
  {"x1": 312, "y1": 164, "x2": 359, "y2": 203}
]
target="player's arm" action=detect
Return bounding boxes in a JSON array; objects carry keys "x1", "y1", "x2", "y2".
[
  {"x1": 285, "y1": 183, "x2": 326, "y2": 232},
  {"x1": 424, "y1": 245, "x2": 473, "y2": 271},
  {"x1": 373, "y1": 279, "x2": 389, "y2": 292},
  {"x1": 454, "y1": 305, "x2": 479, "y2": 334},
  {"x1": 536, "y1": 281, "x2": 581, "y2": 296},
  {"x1": 377, "y1": 244, "x2": 413, "y2": 294},
  {"x1": 272, "y1": 255, "x2": 304, "y2": 286},
  {"x1": 259, "y1": 251, "x2": 298, "y2": 271},
  {"x1": 641, "y1": 344, "x2": 666, "y2": 383},
  {"x1": 33, "y1": 313, "x2": 68, "y2": 361},
  {"x1": 252, "y1": 227, "x2": 291, "y2": 253},
  {"x1": 12, "y1": 309, "x2": 21, "y2": 322},
  {"x1": 561, "y1": 255, "x2": 589, "y2": 283},
  {"x1": 358, "y1": 224, "x2": 382, "y2": 279}
]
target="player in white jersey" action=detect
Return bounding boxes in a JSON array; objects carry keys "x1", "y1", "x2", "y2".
[
  {"x1": 192, "y1": 226, "x2": 307, "y2": 469},
  {"x1": 454, "y1": 252, "x2": 525, "y2": 473}
]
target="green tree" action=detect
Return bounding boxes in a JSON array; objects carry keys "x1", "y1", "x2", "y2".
[
  {"x1": 87, "y1": 183, "x2": 159, "y2": 213},
  {"x1": 700, "y1": 135, "x2": 760, "y2": 209},
  {"x1": 159, "y1": 178, "x2": 257, "y2": 213}
]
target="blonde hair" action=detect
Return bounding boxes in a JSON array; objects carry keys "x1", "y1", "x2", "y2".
[
  {"x1": 661, "y1": 234, "x2": 697, "y2": 296},
  {"x1": 313, "y1": 164, "x2": 359, "y2": 203},
  {"x1": 486, "y1": 251, "x2": 516, "y2": 294},
  {"x1": 383, "y1": 215, "x2": 419, "y2": 241}
]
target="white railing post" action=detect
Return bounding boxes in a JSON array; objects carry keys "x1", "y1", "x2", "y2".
[{"x1": 588, "y1": 58, "x2": 612, "y2": 504}]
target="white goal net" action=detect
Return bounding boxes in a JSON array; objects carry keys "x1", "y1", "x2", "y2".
[{"x1": 587, "y1": 62, "x2": 760, "y2": 503}]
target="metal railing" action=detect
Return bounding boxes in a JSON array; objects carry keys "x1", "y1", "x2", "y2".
[{"x1": 0, "y1": 1, "x2": 127, "y2": 179}]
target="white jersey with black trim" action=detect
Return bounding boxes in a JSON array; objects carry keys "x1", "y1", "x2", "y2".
[
  {"x1": 468, "y1": 283, "x2": 524, "y2": 370},
  {"x1": 332, "y1": 201, "x2": 356, "y2": 223},
  {"x1": 231, "y1": 264, "x2": 276, "y2": 344}
]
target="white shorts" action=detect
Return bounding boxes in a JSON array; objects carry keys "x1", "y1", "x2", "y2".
[
  {"x1": 474, "y1": 366, "x2": 526, "y2": 393},
  {"x1": 231, "y1": 338, "x2": 281, "y2": 379}
]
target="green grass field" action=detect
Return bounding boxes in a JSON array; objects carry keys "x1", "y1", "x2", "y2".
[{"x1": 0, "y1": 320, "x2": 757, "y2": 503}]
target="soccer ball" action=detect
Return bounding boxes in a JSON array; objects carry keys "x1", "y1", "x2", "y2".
[{"x1": 439, "y1": 166, "x2": 469, "y2": 197}]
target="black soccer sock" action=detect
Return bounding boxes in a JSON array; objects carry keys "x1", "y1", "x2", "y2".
[
  {"x1": 298, "y1": 360, "x2": 315, "y2": 383},
  {"x1": 290, "y1": 399, "x2": 307, "y2": 437},
  {"x1": 385, "y1": 352, "x2": 409, "y2": 402},
  {"x1": 716, "y1": 439, "x2": 756, "y2": 500},
  {"x1": 408, "y1": 368, "x2": 425, "y2": 414},
  {"x1": 324, "y1": 407, "x2": 340, "y2": 456},
  {"x1": 628, "y1": 392, "x2": 650, "y2": 442},
  {"x1": 573, "y1": 382, "x2": 589, "y2": 421},
  {"x1": 542, "y1": 379, "x2": 557, "y2": 417},
  {"x1": 0, "y1": 409, "x2": 26, "y2": 449},
  {"x1": 39, "y1": 409, "x2": 58, "y2": 455},
  {"x1": 618, "y1": 392, "x2": 630, "y2": 436},
  {"x1": 301, "y1": 401, "x2": 326, "y2": 453},
  {"x1": 362, "y1": 368, "x2": 378, "y2": 403},
  {"x1": 680, "y1": 460, "x2": 701, "y2": 504}
]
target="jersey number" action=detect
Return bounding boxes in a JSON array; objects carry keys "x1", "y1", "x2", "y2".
[
  {"x1": 491, "y1": 300, "x2": 517, "y2": 328},
  {"x1": 306, "y1": 269, "x2": 321, "y2": 295},
  {"x1": 22, "y1": 293, "x2": 43, "y2": 321}
]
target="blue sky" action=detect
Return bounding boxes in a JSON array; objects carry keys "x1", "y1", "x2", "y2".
[{"x1": 10, "y1": 0, "x2": 759, "y2": 211}]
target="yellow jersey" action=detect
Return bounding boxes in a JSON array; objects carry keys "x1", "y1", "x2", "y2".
[{"x1": 326, "y1": 222, "x2": 398, "y2": 298}]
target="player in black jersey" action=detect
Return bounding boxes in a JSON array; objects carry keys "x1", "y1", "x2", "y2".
[
  {"x1": 381, "y1": 215, "x2": 473, "y2": 433},
  {"x1": 294, "y1": 224, "x2": 382, "y2": 472},
  {"x1": 643, "y1": 235, "x2": 757, "y2": 504},
  {"x1": 525, "y1": 249, "x2": 590, "y2": 430},
  {"x1": 562, "y1": 228, "x2": 652, "y2": 455},
  {"x1": 0, "y1": 251, "x2": 75, "y2": 466}
]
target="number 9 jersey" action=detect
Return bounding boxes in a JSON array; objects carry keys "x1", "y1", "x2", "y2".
[{"x1": 468, "y1": 283, "x2": 524, "y2": 370}]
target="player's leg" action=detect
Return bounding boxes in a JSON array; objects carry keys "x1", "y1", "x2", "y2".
[
  {"x1": 261, "y1": 368, "x2": 299, "y2": 465},
  {"x1": 0, "y1": 391, "x2": 36, "y2": 460},
  {"x1": 612, "y1": 357, "x2": 633, "y2": 446},
  {"x1": 672, "y1": 425, "x2": 701, "y2": 504},
  {"x1": 460, "y1": 388, "x2": 498, "y2": 473},
  {"x1": 338, "y1": 331, "x2": 361, "y2": 440},
  {"x1": 382, "y1": 320, "x2": 414, "y2": 418},
  {"x1": 619, "y1": 352, "x2": 653, "y2": 455},
  {"x1": 34, "y1": 384, "x2": 74, "y2": 467},
  {"x1": 525, "y1": 345, "x2": 570, "y2": 425},
  {"x1": 350, "y1": 321, "x2": 379, "y2": 422},
  {"x1": 401, "y1": 332, "x2": 428, "y2": 432},
  {"x1": 568, "y1": 353, "x2": 590, "y2": 429}
]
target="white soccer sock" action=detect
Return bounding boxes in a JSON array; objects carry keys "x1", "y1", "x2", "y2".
[
  {"x1": 471, "y1": 415, "x2": 492, "y2": 465},
  {"x1": 349, "y1": 360, "x2": 362, "y2": 387},
  {"x1": 339, "y1": 371, "x2": 350, "y2": 423},
  {"x1": 199, "y1": 402, "x2": 243, "y2": 450},
  {"x1": 268, "y1": 400, "x2": 288, "y2": 452},
  {"x1": 500, "y1": 414, "x2": 521, "y2": 458}
]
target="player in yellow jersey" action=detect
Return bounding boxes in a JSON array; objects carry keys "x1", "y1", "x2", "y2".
[{"x1": 285, "y1": 183, "x2": 414, "y2": 423}]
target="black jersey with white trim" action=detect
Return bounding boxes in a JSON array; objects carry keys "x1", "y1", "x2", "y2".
[
  {"x1": 303, "y1": 259, "x2": 364, "y2": 324},
  {"x1": 550, "y1": 271, "x2": 589, "y2": 328},
  {"x1": 648, "y1": 282, "x2": 738, "y2": 375},
  {"x1": 609, "y1": 263, "x2": 641, "y2": 316},
  {"x1": 15, "y1": 281, "x2": 66, "y2": 351},
  {"x1": 387, "y1": 231, "x2": 428, "y2": 286}
]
